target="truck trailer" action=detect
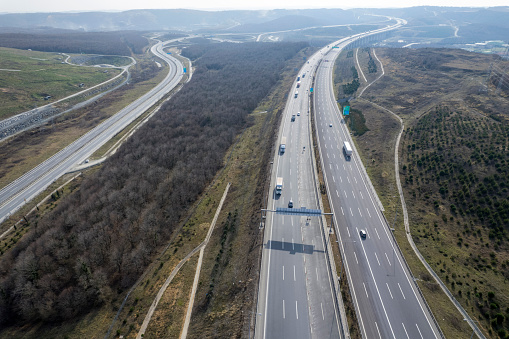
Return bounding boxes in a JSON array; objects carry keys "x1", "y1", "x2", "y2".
[
  {"x1": 343, "y1": 141, "x2": 353, "y2": 158},
  {"x1": 276, "y1": 177, "x2": 283, "y2": 195}
]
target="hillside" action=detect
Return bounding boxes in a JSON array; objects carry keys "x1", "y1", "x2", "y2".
[
  {"x1": 0, "y1": 41, "x2": 307, "y2": 332},
  {"x1": 342, "y1": 47, "x2": 509, "y2": 338}
]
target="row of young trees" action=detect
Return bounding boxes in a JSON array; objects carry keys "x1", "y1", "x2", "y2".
[{"x1": 0, "y1": 41, "x2": 307, "y2": 324}]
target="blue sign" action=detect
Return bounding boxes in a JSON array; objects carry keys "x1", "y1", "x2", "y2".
[
  {"x1": 167, "y1": 52, "x2": 172, "y2": 54},
  {"x1": 183, "y1": 67, "x2": 187, "y2": 73},
  {"x1": 310, "y1": 88, "x2": 313, "y2": 93},
  {"x1": 343, "y1": 106, "x2": 350, "y2": 115}
]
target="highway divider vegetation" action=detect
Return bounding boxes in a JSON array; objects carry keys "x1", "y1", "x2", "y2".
[{"x1": 0, "y1": 41, "x2": 307, "y2": 325}]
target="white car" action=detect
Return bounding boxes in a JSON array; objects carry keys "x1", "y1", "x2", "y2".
[
  {"x1": 360, "y1": 229, "x2": 367, "y2": 239},
  {"x1": 329, "y1": 123, "x2": 333, "y2": 127},
  {"x1": 297, "y1": 112, "x2": 300, "y2": 116}
]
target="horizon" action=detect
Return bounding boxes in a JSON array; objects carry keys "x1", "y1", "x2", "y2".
[{"x1": 1, "y1": 2, "x2": 508, "y2": 14}]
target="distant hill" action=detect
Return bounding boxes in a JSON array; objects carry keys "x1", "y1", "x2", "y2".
[{"x1": 0, "y1": 8, "x2": 376, "y2": 32}]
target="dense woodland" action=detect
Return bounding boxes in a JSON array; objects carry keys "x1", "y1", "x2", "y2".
[
  {"x1": 0, "y1": 30, "x2": 148, "y2": 55},
  {"x1": 0, "y1": 41, "x2": 306, "y2": 324}
]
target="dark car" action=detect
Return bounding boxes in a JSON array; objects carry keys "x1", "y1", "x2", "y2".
[
  {"x1": 288, "y1": 200, "x2": 293, "y2": 208},
  {"x1": 360, "y1": 229, "x2": 367, "y2": 239}
]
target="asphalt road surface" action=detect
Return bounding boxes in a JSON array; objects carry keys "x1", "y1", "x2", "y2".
[
  {"x1": 0, "y1": 40, "x2": 184, "y2": 225},
  {"x1": 313, "y1": 22, "x2": 443, "y2": 339},
  {"x1": 255, "y1": 51, "x2": 341, "y2": 339}
]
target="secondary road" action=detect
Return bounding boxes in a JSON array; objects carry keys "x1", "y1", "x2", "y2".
[
  {"x1": 313, "y1": 20, "x2": 443, "y2": 338},
  {"x1": 0, "y1": 39, "x2": 184, "y2": 225}
]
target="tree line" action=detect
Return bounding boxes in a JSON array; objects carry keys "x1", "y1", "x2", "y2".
[
  {"x1": 0, "y1": 41, "x2": 307, "y2": 325},
  {"x1": 0, "y1": 30, "x2": 148, "y2": 55}
]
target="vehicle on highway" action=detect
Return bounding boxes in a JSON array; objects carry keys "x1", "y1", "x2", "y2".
[
  {"x1": 288, "y1": 199, "x2": 293, "y2": 208},
  {"x1": 343, "y1": 141, "x2": 353, "y2": 159},
  {"x1": 297, "y1": 112, "x2": 300, "y2": 116},
  {"x1": 360, "y1": 229, "x2": 367, "y2": 239},
  {"x1": 329, "y1": 123, "x2": 332, "y2": 127},
  {"x1": 291, "y1": 114, "x2": 296, "y2": 121},
  {"x1": 276, "y1": 177, "x2": 283, "y2": 195},
  {"x1": 280, "y1": 137, "x2": 286, "y2": 154},
  {"x1": 294, "y1": 91, "x2": 298, "y2": 98}
]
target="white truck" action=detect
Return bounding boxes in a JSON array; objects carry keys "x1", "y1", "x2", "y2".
[
  {"x1": 280, "y1": 137, "x2": 286, "y2": 154},
  {"x1": 276, "y1": 177, "x2": 283, "y2": 195},
  {"x1": 343, "y1": 141, "x2": 353, "y2": 158}
]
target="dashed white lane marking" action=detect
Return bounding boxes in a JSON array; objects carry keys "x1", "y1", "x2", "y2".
[
  {"x1": 375, "y1": 252, "x2": 381, "y2": 266},
  {"x1": 354, "y1": 177, "x2": 357, "y2": 184},
  {"x1": 333, "y1": 176, "x2": 335, "y2": 182},
  {"x1": 358, "y1": 207, "x2": 362, "y2": 217},
  {"x1": 336, "y1": 164, "x2": 339, "y2": 169},
  {"x1": 336, "y1": 190, "x2": 339, "y2": 197},
  {"x1": 327, "y1": 153, "x2": 329, "y2": 158},
  {"x1": 330, "y1": 163, "x2": 332, "y2": 170},
  {"x1": 315, "y1": 267, "x2": 319, "y2": 281},
  {"x1": 346, "y1": 227, "x2": 350, "y2": 237},
  {"x1": 374, "y1": 228, "x2": 380, "y2": 239},
  {"x1": 386, "y1": 283, "x2": 394, "y2": 299},
  {"x1": 385, "y1": 252, "x2": 391, "y2": 266},
  {"x1": 292, "y1": 238, "x2": 295, "y2": 251},
  {"x1": 294, "y1": 265, "x2": 296, "y2": 281},
  {"x1": 282, "y1": 238, "x2": 285, "y2": 249},
  {"x1": 354, "y1": 251, "x2": 358, "y2": 264},
  {"x1": 347, "y1": 177, "x2": 350, "y2": 183},
  {"x1": 375, "y1": 322, "x2": 382, "y2": 339},
  {"x1": 321, "y1": 302, "x2": 325, "y2": 320},
  {"x1": 283, "y1": 300, "x2": 286, "y2": 319},
  {"x1": 341, "y1": 207, "x2": 344, "y2": 215},
  {"x1": 360, "y1": 191, "x2": 364, "y2": 199},
  {"x1": 340, "y1": 176, "x2": 342, "y2": 183},
  {"x1": 402, "y1": 323, "x2": 410, "y2": 339},
  {"x1": 343, "y1": 164, "x2": 345, "y2": 170},
  {"x1": 366, "y1": 208, "x2": 371, "y2": 218},
  {"x1": 398, "y1": 283, "x2": 406, "y2": 299},
  {"x1": 352, "y1": 191, "x2": 356, "y2": 199},
  {"x1": 325, "y1": 144, "x2": 327, "y2": 149},
  {"x1": 363, "y1": 282, "x2": 369, "y2": 298},
  {"x1": 283, "y1": 265, "x2": 285, "y2": 280},
  {"x1": 344, "y1": 190, "x2": 347, "y2": 198},
  {"x1": 416, "y1": 324, "x2": 423, "y2": 339},
  {"x1": 296, "y1": 301, "x2": 299, "y2": 320},
  {"x1": 349, "y1": 207, "x2": 353, "y2": 216}
]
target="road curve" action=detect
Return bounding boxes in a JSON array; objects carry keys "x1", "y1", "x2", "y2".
[{"x1": 0, "y1": 39, "x2": 184, "y2": 225}]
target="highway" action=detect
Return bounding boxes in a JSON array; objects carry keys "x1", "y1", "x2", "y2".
[
  {"x1": 255, "y1": 52, "x2": 341, "y2": 339},
  {"x1": 0, "y1": 40, "x2": 184, "y2": 225},
  {"x1": 256, "y1": 17, "x2": 443, "y2": 339},
  {"x1": 313, "y1": 21, "x2": 443, "y2": 338}
]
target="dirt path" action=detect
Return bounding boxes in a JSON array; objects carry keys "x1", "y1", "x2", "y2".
[{"x1": 136, "y1": 182, "x2": 231, "y2": 339}]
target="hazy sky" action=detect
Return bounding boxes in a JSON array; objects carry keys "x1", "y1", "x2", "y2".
[{"x1": 1, "y1": 0, "x2": 508, "y2": 13}]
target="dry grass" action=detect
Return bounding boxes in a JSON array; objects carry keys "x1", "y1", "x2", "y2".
[
  {"x1": 339, "y1": 47, "x2": 509, "y2": 338},
  {"x1": 0, "y1": 52, "x2": 168, "y2": 191}
]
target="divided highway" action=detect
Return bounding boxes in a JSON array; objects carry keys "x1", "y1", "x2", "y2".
[
  {"x1": 313, "y1": 21, "x2": 443, "y2": 338},
  {"x1": 256, "y1": 17, "x2": 443, "y2": 339},
  {"x1": 0, "y1": 40, "x2": 184, "y2": 225}
]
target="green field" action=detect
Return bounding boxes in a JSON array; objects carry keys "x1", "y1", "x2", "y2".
[{"x1": 0, "y1": 47, "x2": 121, "y2": 120}]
